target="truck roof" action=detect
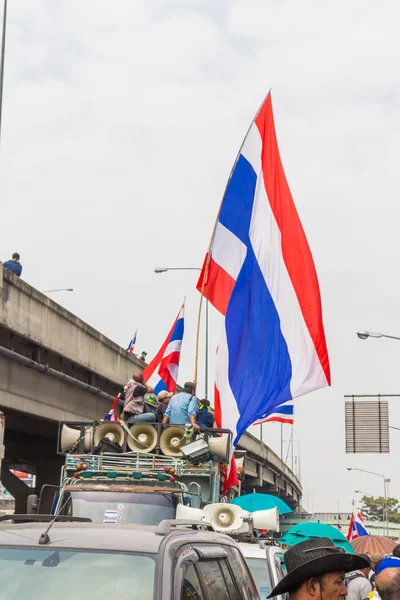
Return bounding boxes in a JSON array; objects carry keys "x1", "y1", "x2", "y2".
[{"x1": 0, "y1": 522, "x2": 239, "y2": 554}]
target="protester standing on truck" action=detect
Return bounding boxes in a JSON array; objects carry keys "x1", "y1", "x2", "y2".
[
  {"x1": 162, "y1": 382, "x2": 200, "y2": 430},
  {"x1": 196, "y1": 399, "x2": 214, "y2": 428},
  {"x1": 156, "y1": 391, "x2": 172, "y2": 422},
  {"x1": 123, "y1": 372, "x2": 155, "y2": 424}
]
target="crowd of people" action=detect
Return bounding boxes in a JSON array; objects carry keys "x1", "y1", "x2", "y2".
[
  {"x1": 271, "y1": 539, "x2": 400, "y2": 600},
  {"x1": 119, "y1": 372, "x2": 214, "y2": 429}
]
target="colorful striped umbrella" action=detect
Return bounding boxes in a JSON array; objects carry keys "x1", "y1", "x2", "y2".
[{"x1": 351, "y1": 535, "x2": 397, "y2": 555}]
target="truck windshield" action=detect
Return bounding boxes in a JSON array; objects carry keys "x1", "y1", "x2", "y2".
[
  {"x1": 246, "y1": 558, "x2": 273, "y2": 600},
  {"x1": 0, "y1": 548, "x2": 156, "y2": 599},
  {"x1": 66, "y1": 491, "x2": 177, "y2": 525}
]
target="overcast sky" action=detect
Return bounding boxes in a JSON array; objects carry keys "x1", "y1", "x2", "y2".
[{"x1": 1, "y1": 0, "x2": 400, "y2": 513}]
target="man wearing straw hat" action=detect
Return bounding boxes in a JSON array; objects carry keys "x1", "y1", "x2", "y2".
[{"x1": 268, "y1": 538, "x2": 370, "y2": 600}]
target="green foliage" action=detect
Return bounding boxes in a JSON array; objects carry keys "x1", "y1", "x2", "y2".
[{"x1": 360, "y1": 496, "x2": 400, "y2": 523}]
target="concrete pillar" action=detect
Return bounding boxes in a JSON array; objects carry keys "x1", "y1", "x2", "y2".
[
  {"x1": 35, "y1": 456, "x2": 64, "y2": 513},
  {"x1": 0, "y1": 465, "x2": 30, "y2": 514}
]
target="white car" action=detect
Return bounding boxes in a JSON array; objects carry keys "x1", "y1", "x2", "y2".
[{"x1": 238, "y1": 542, "x2": 286, "y2": 600}]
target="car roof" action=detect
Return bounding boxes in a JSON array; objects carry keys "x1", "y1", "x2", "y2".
[
  {"x1": 237, "y1": 542, "x2": 267, "y2": 558},
  {"x1": 0, "y1": 522, "x2": 240, "y2": 554},
  {"x1": 237, "y1": 543, "x2": 283, "y2": 559}
]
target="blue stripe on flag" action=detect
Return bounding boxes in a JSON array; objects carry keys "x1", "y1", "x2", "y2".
[
  {"x1": 274, "y1": 404, "x2": 294, "y2": 416},
  {"x1": 154, "y1": 380, "x2": 167, "y2": 395},
  {"x1": 169, "y1": 317, "x2": 184, "y2": 344},
  {"x1": 219, "y1": 154, "x2": 257, "y2": 245},
  {"x1": 226, "y1": 245, "x2": 293, "y2": 442}
]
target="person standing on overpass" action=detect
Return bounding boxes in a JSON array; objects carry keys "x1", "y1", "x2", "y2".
[{"x1": 3, "y1": 253, "x2": 22, "y2": 277}]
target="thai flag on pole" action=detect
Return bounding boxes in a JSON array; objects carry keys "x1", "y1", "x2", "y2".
[
  {"x1": 346, "y1": 512, "x2": 369, "y2": 541},
  {"x1": 142, "y1": 304, "x2": 184, "y2": 395},
  {"x1": 254, "y1": 401, "x2": 294, "y2": 426},
  {"x1": 104, "y1": 393, "x2": 120, "y2": 422},
  {"x1": 126, "y1": 330, "x2": 137, "y2": 354},
  {"x1": 197, "y1": 92, "x2": 330, "y2": 447}
]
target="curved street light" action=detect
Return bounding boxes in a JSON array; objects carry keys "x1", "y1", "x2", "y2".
[
  {"x1": 347, "y1": 467, "x2": 390, "y2": 536},
  {"x1": 357, "y1": 330, "x2": 400, "y2": 341},
  {"x1": 154, "y1": 266, "x2": 209, "y2": 400},
  {"x1": 44, "y1": 288, "x2": 74, "y2": 293}
]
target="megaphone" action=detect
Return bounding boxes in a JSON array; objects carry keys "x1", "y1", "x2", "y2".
[
  {"x1": 61, "y1": 425, "x2": 93, "y2": 453},
  {"x1": 176, "y1": 504, "x2": 203, "y2": 521},
  {"x1": 202, "y1": 503, "x2": 244, "y2": 533},
  {"x1": 160, "y1": 426, "x2": 188, "y2": 457},
  {"x1": 252, "y1": 507, "x2": 279, "y2": 532},
  {"x1": 208, "y1": 436, "x2": 229, "y2": 461},
  {"x1": 94, "y1": 422, "x2": 124, "y2": 447},
  {"x1": 127, "y1": 423, "x2": 158, "y2": 453}
]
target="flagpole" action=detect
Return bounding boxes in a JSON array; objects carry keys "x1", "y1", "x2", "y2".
[
  {"x1": 194, "y1": 89, "x2": 272, "y2": 388},
  {"x1": 280, "y1": 423, "x2": 283, "y2": 462}
]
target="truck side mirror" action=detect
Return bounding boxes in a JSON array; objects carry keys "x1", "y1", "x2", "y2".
[{"x1": 27, "y1": 494, "x2": 38, "y2": 514}]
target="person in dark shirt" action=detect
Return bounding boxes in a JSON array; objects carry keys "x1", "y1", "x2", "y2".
[
  {"x1": 196, "y1": 399, "x2": 214, "y2": 428},
  {"x1": 156, "y1": 391, "x2": 172, "y2": 422},
  {"x1": 3, "y1": 253, "x2": 22, "y2": 277}
]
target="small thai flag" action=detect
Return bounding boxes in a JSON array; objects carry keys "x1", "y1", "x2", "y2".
[
  {"x1": 346, "y1": 512, "x2": 369, "y2": 541},
  {"x1": 253, "y1": 401, "x2": 294, "y2": 426},
  {"x1": 104, "y1": 394, "x2": 120, "y2": 422},
  {"x1": 126, "y1": 330, "x2": 137, "y2": 354}
]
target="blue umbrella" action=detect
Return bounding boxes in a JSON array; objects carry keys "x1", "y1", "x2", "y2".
[{"x1": 230, "y1": 493, "x2": 292, "y2": 514}]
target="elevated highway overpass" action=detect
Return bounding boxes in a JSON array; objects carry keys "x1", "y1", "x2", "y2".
[{"x1": 0, "y1": 263, "x2": 302, "y2": 512}]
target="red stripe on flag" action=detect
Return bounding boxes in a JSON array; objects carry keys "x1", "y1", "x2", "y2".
[
  {"x1": 255, "y1": 95, "x2": 330, "y2": 385},
  {"x1": 254, "y1": 416, "x2": 294, "y2": 425},
  {"x1": 223, "y1": 456, "x2": 239, "y2": 493},
  {"x1": 142, "y1": 314, "x2": 180, "y2": 382},
  {"x1": 196, "y1": 254, "x2": 235, "y2": 316},
  {"x1": 214, "y1": 383, "x2": 222, "y2": 429}
]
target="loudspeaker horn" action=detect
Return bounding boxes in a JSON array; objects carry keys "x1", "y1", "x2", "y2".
[
  {"x1": 94, "y1": 422, "x2": 124, "y2": 447},
  {"x1": 176, "y1": 504, "x2": 203, "y2": 522},
  {"x1": 202, "y1": 503, "x2": 244, "y2": 533},
  {"x1": 252, "y1": 507, "x2": 279, "y2": 532},
  {"x1": 160, "y1": 426, "x2": 188, "y2": 457},
  {"x1": 127, "y1": 423, "x2": 158, "y2": 453},
  {"x1": 61, "y1": 425, "x2": 93, "y2": 453},
  {"x1": 208, "y1": 436, "x2": 229, "y2": 460}
]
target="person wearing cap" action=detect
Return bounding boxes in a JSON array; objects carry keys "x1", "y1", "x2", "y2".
[
  {"x1": 162, "y1": 382, "x2": 199, "y2": 430},
  {"x1": 3, "y1": 252, "x2": 22, "y2": 277},
  {"x1": 374, "y1": 558, "x2": 400, "y2": 600},
  {"x1": 268, "y1": 538, "x2": 370, "y2": 600},
  {"x1": 156, "y1": 390, "x2": 172, "y2": 422},
  {"x1": 346, "y1": 554, "x2": 372, "y2": 600}
]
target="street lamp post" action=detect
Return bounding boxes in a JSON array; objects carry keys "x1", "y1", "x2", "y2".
[
  {"x1": 355, "y1": 490, "x2": 385, "y2": 535},
  {"x1": 357, "y1": 330, "x2": 400, "y2": 341},
  {"x1": 348, "y1": 467, "x2": 390, "y2": 536},
  {"x1": 282, "y1": 439, "x2": 301, "y2": 480},
  {"x1": 43, "y1": 288, "x2": 74, "y2": 293},
  {"x1": 0, "y1": 0, "x2": 7, "y2": 145},
  {"x1": 154, "y1": 267, "x2": 209, "y2": 400}
]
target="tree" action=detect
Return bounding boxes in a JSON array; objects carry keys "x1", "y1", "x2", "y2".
[{"x1": 360, "y1": 496, "x2": 400, "y2": 523}]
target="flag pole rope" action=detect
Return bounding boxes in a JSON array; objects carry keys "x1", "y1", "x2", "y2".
[{"x1": 193, "y1": 90, "x2": 272, "y2": 392}]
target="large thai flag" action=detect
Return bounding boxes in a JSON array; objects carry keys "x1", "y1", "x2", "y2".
[
  {"x1": 197, "y1": 93, "x2": 330, "y2": 446},
  {"x1": 346, "y1": 512, "x2": 369, "y2": 541},
  {"x1": 142, "y1": 304, "x2": 184, "y2": 395},
  {"x1": 254, "y1": 401, "x2": 294, "y2": 426}
]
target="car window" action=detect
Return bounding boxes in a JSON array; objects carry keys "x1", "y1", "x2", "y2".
[
  {"x1": 198, "y1": 559, "x2": 237, "y2": 599},
  {"x1": 226, "y1": 547, "x2": 259, "y2": 600},
  {"x1": 181, "y1": 564, "x2": 205, "y2": 600},
  {"x1": 274, "y1": 552, "x2": 286, "y2": 577},
  {"x1": 219, "y1": 559, "x2": 240, "y2": 599},
  {"x1": 246, "y1": 557, "x2": 273, "y2": 600}
]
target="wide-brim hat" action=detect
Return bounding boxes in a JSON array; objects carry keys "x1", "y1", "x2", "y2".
[{"x1": 268, "y1": 538, "x2": 370, "y2": 598}]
